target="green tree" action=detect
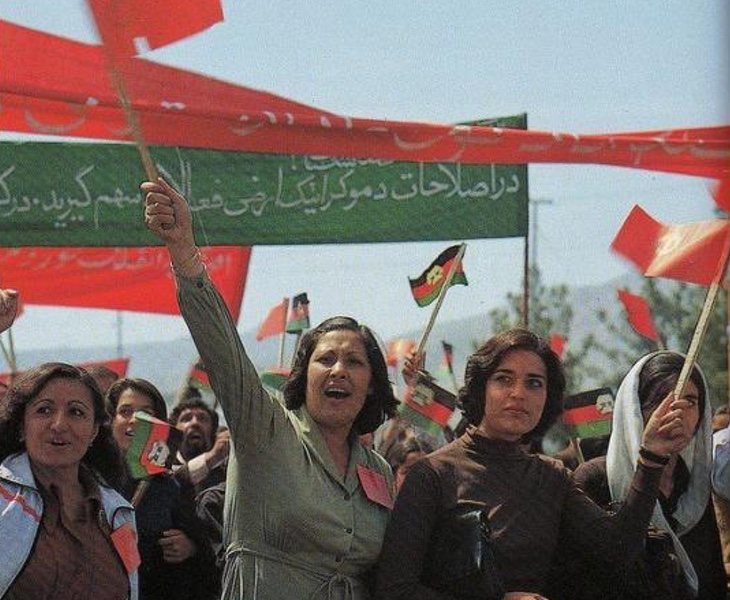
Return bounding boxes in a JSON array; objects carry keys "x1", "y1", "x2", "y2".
[
  {"x1": 595, "y1": 278, "x2": 728, "y2": 410},
  {"x1": 487, "y1": 266, "x2": 603, "y2": 393}
]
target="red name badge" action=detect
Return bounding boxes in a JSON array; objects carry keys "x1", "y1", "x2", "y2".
[
  {"x1": 357, "y1": 464, "x2": 394, "y2": 510},
  {"x1": 111, "y1": 522, "x2": 142, "y2": 574}
]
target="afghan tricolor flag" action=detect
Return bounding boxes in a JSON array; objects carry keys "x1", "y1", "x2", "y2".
[
  {"x1": 440, "y1": 341, "x2": 455, "y2": 375},
  {"x1": 562, "y1": 387, "x2": 614, "y2": 439},
  {"x1": 408, "y1": 245, "x2": 468, "y2": 307},
  {"x1": 611, "y1": 205, "x2": 730, "y2": 286},
  {"x1": 400, "y1": 372, "x2": 456, "y2": 436},
  {"x1": 286, "y1": 293, "x2": 310, "y2": 333},
  {"x1": 126, "y1": 412, "x2": 182, "y2": 479},
  {"x1": 187, "y1": 358, "x2": 211, "y2": 391}
]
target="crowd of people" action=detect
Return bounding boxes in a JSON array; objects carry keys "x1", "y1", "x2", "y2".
[{"x1": 0, "y1": 177, "x2": 729, "y2": 599}]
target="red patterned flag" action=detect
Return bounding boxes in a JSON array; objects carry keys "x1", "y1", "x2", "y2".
[
  {"x1": 617, "y1": 289, "x2": 660, "y2": 343},
  {"x1": 563, "y1": 388, "x2": 614, "y2": 439},
  {"x1": 87, "y1": 0, "x2": 223, "y2": 61},
  {"x1": 386, "y1": 338, "x2": 416, "y2": 367},
  {"x1": 256, "y1": 298, "x2": 289, "y2": 341},
  {"x1": 611, "y1": 205, "x2": 730, "y2": 286},
  {"x1": 126, "y1": 411, "x2": 181, "y2": 479},
  {"x1": 409, "y1": 245, "x2": 468, "y2": 307},
  {"x1": 0, "y1": 247, "x2": 249, "y2": 320},
  {"x1": 401, "y1": 371, "x2": 456, "y2": 430}
]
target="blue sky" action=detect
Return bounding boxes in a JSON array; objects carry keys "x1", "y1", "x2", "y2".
[{"x1": 0, "y1": 1, "x2": 728, "y2": 361}]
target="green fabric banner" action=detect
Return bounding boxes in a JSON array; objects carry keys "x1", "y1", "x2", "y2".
[{"x1": 0, "y1": 115, "x2": 527, "y2": 247}]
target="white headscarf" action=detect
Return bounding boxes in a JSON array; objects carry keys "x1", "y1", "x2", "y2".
[{"x1": 606, "y1": 351, "x2": 712, "y2": 597}]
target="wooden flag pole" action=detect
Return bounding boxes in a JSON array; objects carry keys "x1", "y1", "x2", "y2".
[
  {"x1": 416, "y1": 244, "x2": 467, "y2": 356},
  {"x1": 277, "y1": 298, "x2": 290, "y2": 369},
  {"x1": 673, "y1": 231, "x2": 730, "y2": 400}
]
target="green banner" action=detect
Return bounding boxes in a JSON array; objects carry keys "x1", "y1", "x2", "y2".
[{"x1": 0, "y1": 115, "x2": 527, "y2": 247}]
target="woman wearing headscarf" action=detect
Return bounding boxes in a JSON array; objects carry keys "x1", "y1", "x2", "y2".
[{"x1": 573, "y1": 352, "x2": 725, "y2": 599}]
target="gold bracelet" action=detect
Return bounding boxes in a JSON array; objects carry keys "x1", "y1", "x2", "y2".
[{"x1": 171, "y1": 246, "x2": 204, "y2": 275}]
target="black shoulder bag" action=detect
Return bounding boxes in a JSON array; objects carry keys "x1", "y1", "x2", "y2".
[{"x1": 422, "y1": 504, "x2": 505, "y2": 600}]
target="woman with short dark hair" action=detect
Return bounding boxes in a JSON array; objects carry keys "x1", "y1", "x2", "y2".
[
  {"x1": 141, "y1": 177, "x2": 399, "y2": 600},
  {"x1": 377, "y1": 329, "x2": 692, "y2": 600}
]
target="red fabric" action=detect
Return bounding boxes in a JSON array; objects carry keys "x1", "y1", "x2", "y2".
[
  {"x1": 256, "y1": 298, "x2": 288, "y2": 341},
  {"x1": 0, "y1": 246, "x2": 250, "y2": 319},
  {"x1": 562, "y1": 404, "x2": 612, "y2": 426},
  {"x1": 713, "y1": 179, "x2": 730, "y2": 212},
  {"x1": 549, "y1": 333, "x2": 566, "y2": 359},
  {"x1": 611, "y1": 205, "x2": 730, "y2": 286},
  {"x1": 87, "y1": 0, "x2": 223, "y2": 60},
  {"x1": 617, "y1": 289, "x2": 660, "y2": 342},
  {"x1": 1, "y1": 21, "x2": 728, "y2": 178},
  {"x1": 0, "y1": 357, "x2": 129, "y2": 385}
]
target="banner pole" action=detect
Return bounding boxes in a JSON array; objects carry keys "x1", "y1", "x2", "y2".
[
  {"x1": 416, "y1": 244, "x2": 466, "y2": 356},
  {"x1": 277, "y1": 298, "x2": 290, "y2": 369}
]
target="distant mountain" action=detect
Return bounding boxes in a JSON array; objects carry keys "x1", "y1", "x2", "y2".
[{"x1": 12, "y1": 273, "x2": 645, "y2": 403}]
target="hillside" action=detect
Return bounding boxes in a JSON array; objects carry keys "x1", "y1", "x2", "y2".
[{"x1": 11, "y1": 272, "x2": 645, "y2": 403}]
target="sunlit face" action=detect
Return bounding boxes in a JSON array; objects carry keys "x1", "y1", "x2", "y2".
[
  {"x1": 112, "y1": 388, "x2": 157, "y2": 453},
  {"x1": 305, "y1": 329, "x2": 372, "y2": 435},
  {"x1": 478, "y1": 349, "x2": 548, "y2": 442},
  {"x1": 177, "y1": 407, "x2": 215, "y2": 458},
  {"x1": 23, "y1": 378, "x2": 99, "y2": 474}
]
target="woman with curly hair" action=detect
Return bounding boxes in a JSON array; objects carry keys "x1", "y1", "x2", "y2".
[{"x1": 377, "y1": 329, "x2": 694, "y2": 600}]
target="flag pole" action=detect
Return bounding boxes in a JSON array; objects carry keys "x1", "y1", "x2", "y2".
[
  {"x1": 277, "y1": 298, "x2": 290, "y2": 369},
  {"x1": 416, "y1": 243, "x2": 467, "y2": 356},
  {"x1": 674, "y1": 233, "x2": 730, "y2": 399}
]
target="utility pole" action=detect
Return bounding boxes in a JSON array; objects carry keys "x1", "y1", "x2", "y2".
[{"x1": 529, "y1": 197, "x2": 553, "y2": 327}]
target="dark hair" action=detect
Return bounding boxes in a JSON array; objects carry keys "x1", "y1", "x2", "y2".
[
  {"x1": 0, "y1": 362, "x2": 124, "y2": 486},
  {"x1": 388, "y1": 435, "x2": 435, "y2": 471},
  {"x1": 169, "y1": 396, "x2": 219, "y2": 433},
  {"x1": 638, "y1": 352, "x2": 707, "y2": 424},
  {"x1": 283, "y1": 316, "x2": 398, "y2": 435},
  {"x1": 105, "y1": 377, "x2": 169, "y2": 421},
  {"x1": 459, "y1": 328, "x2": 565, "y2": 440}
]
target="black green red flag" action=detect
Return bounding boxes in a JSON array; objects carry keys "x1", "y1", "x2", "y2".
[
  {"x1": 126, "y1": 411, "x2": 182, "y2": 479},
  {"x1": 562, "y1": 387, "x2": 614, "y2": 439},
  {"x1": 408, "y1": 245, "x2": 468, "y2": 307},
  {"x1": 286, "y1": 293, "x2": 310, "y2": 333},
  {"x1": 400, "y1": 371, "x2": 456, "y2": 436},
  {"x1": 441, "y1": 341, "x2": 455, "y2": 375},
  {"x1": 187, "y1": 358, "x2": 211, "y2": 391}
]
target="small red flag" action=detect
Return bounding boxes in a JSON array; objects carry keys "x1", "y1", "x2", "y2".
[
  {"x1": 617, "y1": 289, "x2": 660, "y2": 342},
  {"x1": 611, "y1": 205, "x2": 730, "y2": 286},
  {"x1": 712, "y1": 179, "x2": 730, "y2": 212},
  {"x1": 386, "y1": 338, "x2": 416, "y2": 367},
  {"x1": 256, "y1": 298, "x2": 289, "y2": 341},
  {"x1": 87, "y1": 0, "x2": 223, "y2": 61},
  {"x1": 549, "y1": 334, "x2": 566, "y2": 359}
]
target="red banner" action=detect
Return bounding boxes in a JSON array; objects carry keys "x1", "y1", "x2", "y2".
[
  {"x1": 1, "y1": 21, "x2": 728, "y2": 179},
  {"x1": 0, "y1": 246, "x2": 250, "y2": 320},
  {"x1": 0, "y1": 356, "x2": 129, "y2": 386}
]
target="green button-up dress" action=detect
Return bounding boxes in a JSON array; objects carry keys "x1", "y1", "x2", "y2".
[{"x1": 177, "y1": 274, "x2": 393, "y2": 600}]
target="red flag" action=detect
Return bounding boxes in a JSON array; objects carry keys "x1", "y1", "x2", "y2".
[
  {"x1": 386, "y1": 338, "x2": 416, "y2": 367},
  {"x1": 256, "y1": 298, "x2": 289, "y2": 341},
  {"x1": 617, "y1": 289, "x2": 660, "y2": 342},
  {"x1": 87, "y1": 0, "x2": 223, "y2": 60},
  {"x1": 611, "y1": 205, "x2": 730, "y2": 286},
  {"x1": 0, "y1": 357, "x2": 129, "y2": 387},
  {"x1": 0, "y1": 247, "x2": 249, "y2": 320},
  {"x1": 549, "y1": 334, "x2": 566, "y2": 359},
  {"x1": 712, "y1": 179, "x2": 730, "y2": 212},
  {"x1": 0, "y1": 21, "x2": 728, "y2": 179}
]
